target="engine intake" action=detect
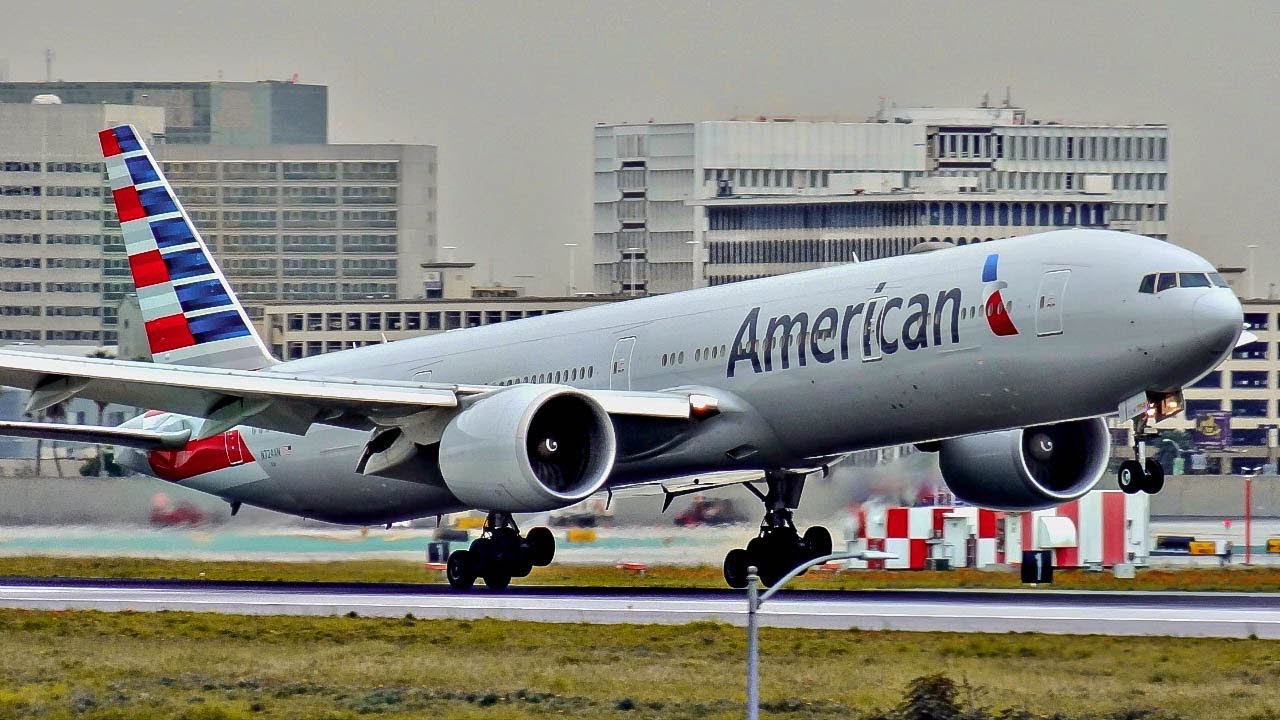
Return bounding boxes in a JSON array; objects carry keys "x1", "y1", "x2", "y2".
[
  {"x1": 937, "y1": 418, "x2": 1110, "y2": 510},
  {"x1": 438, "y1": 385, "x2": 617, "y2": 512}
]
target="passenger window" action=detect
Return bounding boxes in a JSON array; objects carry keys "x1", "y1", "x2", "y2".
[
  {"x1": 1179, "y1": 273, "x2": 1211, "y2": 288},
  {"x1": 1156, "y1": 273, "x2": 1177, "y2": 292},
  {"x1": 1138, "y1": 274, "x2": 1156, "y2": 294},
  {"x1": 1208, "y1": 272, "x2": 1231, "y2": 288}
]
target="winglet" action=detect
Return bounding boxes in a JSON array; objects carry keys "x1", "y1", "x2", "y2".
[{"x1": 101, "y1": 125, "x2": 277, "y2": 370}]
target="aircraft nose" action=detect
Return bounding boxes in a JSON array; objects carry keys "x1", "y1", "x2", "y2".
[{"x1": 1193, "y1": 292, "x2": 1243, "y2": 354}]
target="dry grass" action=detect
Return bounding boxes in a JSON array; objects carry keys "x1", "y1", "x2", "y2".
[
  {"x1": 5, "y1": 555, "x2": 1280, "y2": 593},
  {"x1": 0, "y1": 610, "x2": 1275, "y2": 719}
]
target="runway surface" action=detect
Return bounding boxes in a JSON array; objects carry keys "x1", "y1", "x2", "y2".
[{"x1": 1, "y1": 578, "x2": 1278, "y2": 638}]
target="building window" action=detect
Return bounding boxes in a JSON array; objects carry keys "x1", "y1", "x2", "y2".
[
  {"x1": 1232, "y1": 399, "x2": 1270, "y2": 418},
  {"x1": 1233, "y1": 341, "x2": 1267, "y2": 360},
  {"x1": 1231, "y1": 371, "x2": 1269, "y2": 389},
  {"x1": 1184, "y1": 399, "x2": 1222, "y2": 416},
  {"x1": 1243, "y1": 313, "x2": 1270, "y2": 331}
]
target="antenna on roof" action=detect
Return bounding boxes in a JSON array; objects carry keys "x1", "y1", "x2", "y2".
[
  {"x1": 1003, "y1": 86, "x2": 1013, "y2": 108},
  {"x1": 44, "y1": 49, "x2": 54, "y2": 83},
  {"x1": 981, "y1": 92, "x2": 990, "y2": 108}
]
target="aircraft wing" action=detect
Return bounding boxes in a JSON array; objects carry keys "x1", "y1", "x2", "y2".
[
  {"x1": 0, "y1": 350, "x2": 696, "y2": 440},
  {"x1": 0, "y1": 420, "x2": 191, "y2": 450}
]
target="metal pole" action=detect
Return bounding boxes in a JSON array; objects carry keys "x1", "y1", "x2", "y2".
[
  {"x1": 742, "y1": 552, "x2": 878, "y2": 719},
  {"x1": 1246, "y1": 476, "x2": 1253, "y2": 566},
  {"x1": 746, "y1": 566, "x2": 759, "y2": 720}
]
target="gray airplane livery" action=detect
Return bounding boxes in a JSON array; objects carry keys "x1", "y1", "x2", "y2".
[{"x1": 0, "y1": 126, "x2": 1245, "y2": 589}]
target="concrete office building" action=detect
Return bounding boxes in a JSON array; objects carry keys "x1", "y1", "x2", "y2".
[
  {"x1": 0, "y1": 103, "x2": 165, "y2": 345},
  {"x1": 0, "y1": 81, "x2": 327, "y2": 144},
  {"x1": 154, "y1": 143, "x2": 437, "y2": 308},
  {"x1": 594, "y1": 106, "x2": 1168, "y2": 294},
  {"x1": 1161, "y1": 298, "x2": 1280, "y2": 474}
]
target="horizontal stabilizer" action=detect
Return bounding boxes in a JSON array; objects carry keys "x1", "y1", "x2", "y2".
[{"x1": 0, "y1": 421, "x2": 191, "y2": 450}]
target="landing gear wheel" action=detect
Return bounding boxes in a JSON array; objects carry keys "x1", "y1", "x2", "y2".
[
  {"x1": 1118, "y1": 460, "x2": 1144, "y2": 494},
  {"x1": 803, "y1": 526, "x2": 833, "y2": 559},
  {"x1": 723, "y1": 548, "x2": 749, "y2": 589},
  {"x1": 525, "y1": 526, "x2": 556, "y2": 566},
  {"x1": 446, "y1": 550, "x2": 476, "y2": 591},
  {"x1": 1143, "y1": 459, "x2": 1165, "y2": 494}
]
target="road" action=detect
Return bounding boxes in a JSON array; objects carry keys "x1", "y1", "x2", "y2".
[{"x1": 0, "y1": 579, "x2": 1277, "y2": 638}]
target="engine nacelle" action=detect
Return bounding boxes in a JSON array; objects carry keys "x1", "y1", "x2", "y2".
[
  {"x1": 937, "y1": 418, "x2": 1110, "y2": 510},
  {"x1": 438, "y1": 385, "x2": 617, "y2": 512}
]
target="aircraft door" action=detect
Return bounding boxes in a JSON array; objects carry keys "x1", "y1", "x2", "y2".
[
  {"x1": 862, "y1": 296, "x2": 885, "y2": 362},
  {"x1": 1035, "y1": 270, "x2": 1071, "y2": 337},
  {"x1": 225, "y1": 430, "x2": 246, "y2": 466},
  {"x1": 610, "y1": 336, "x2": 637, "y2": 390}
]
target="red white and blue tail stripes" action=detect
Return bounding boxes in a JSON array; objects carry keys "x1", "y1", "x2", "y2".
[
  {"x1": 981, "y1": 253, "x2": 1019, "y2": 337},
  {"x1": 100, "y1": 125, "x2": 275, "y2": 370}
]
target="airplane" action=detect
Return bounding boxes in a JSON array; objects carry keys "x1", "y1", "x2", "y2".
[{"x1": 0, "y1": 125, "x2": 1244, "y2": 590}]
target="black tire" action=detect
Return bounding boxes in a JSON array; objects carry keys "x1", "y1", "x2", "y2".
[
  {"x1": 803, "y1": 526, "x2": 833, "y2": 559},
  {"x1": 1117, "y1": 460, "x2": 1144, "y2": 494},
  {"x1": 483, "y1": 571, "x2": 511, "y2": 591},
  {"x1": 1143, "y1": 459, "x2": 1165, "y2": 494},
  {"x1": 446, "y1": 550, "x2": 476, "y2": 591},
  {"x1": 723, "y1": 548, "x2": 749, "y2": 589},
  {"x1": 469, "y1": 536, "x2": 493, "y2": 561},
  {"x1": 525, "y1": 526, "x2": 556, "y2": 566}
]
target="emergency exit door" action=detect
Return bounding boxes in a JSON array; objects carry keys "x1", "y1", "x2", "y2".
[
  {"x1": 610, "y1": 337, "x2": 636, "y2": 390},
  {"x1": 1035, "y1": 270, "x2": 1071, "y2": 336}
]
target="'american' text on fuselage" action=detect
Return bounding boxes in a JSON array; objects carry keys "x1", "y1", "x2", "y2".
[{"x1": 726, "y1": 286, "x2": 965, "y2": 377}]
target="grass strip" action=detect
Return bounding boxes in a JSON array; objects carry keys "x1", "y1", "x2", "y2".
[
  {"x1": 0, "y1": 608, "x2": 1276, "y2": 719},
  {"x1": 3, "y1": 555, "x2": 1280, "y2": 592}
]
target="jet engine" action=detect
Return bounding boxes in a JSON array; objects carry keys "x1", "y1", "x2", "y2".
[
  {"x1": 437, "y1": 385, "x2": 617, "y2": 512},
  {"x1": 937, "y1": 418, "x2": 1110, "y2": 510}
]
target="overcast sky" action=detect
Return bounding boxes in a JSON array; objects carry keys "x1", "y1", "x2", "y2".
[{"x1": 4, "y1": 1, "x2": 1278, "y2": 294}]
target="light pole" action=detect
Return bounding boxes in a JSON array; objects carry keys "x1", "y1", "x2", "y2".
[
  {"x1": 563, "y1": 243, "x2": 578, "y2": 296},
  {"x1": 744, "y1": 550, "x2": 893, "y2": 720},
  {"x1": 1248, "y1": 244, "x2": 1259, "y2": 298},
  {"x1": 1243, "y1": 465, "x2": 1264, "y2": 565}
]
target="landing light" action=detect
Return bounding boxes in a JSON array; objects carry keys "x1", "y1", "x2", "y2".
[{"x1": 689, "y1": 394, "x2": 720, "y2": 419}]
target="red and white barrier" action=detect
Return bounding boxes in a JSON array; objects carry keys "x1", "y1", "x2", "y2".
[
  {"x1": 844, "y1": 490, "x2": 1149, "y2": 570},
  {"x1": 850, "y1": 504, "x2": 1001, "y2": 569},
  {"x1": 1007, "y1": 490, "x2": 1149, "y2": 567}
]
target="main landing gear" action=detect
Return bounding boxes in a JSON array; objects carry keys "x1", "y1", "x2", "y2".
[
  {"x1": 445, "y1": 512, "x2": 555, "y2": 591},
  {"x1": 1117, "y1": 415, "x2": 1165, "y2": 495},
  {"x1": 722, "y1": 470, "x2": 832, "y2": 589}
]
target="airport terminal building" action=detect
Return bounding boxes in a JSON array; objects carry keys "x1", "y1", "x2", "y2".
[{"x1": 593, "y1": 106, "x2": 1169, "y2": 294}]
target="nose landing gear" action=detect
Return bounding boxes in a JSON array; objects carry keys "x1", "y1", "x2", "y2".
[
  {"x1": 1117, "y1": 415, "x2": 1165, "y2": 495},
  {"x1": 446, "y1": 512, "x2": 555, "y2": 591},
  {"x1": 722, "y1": 470, "x2": 832, "y2": 589}
]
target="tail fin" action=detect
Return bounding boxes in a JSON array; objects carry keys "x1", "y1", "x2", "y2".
[{"x1": 100, "y1": 125, "x2": 276, "y2": 370}]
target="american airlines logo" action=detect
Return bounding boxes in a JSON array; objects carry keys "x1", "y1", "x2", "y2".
[{"x1": 981, "y1": 253, "x2": 1019, "y2": 336}]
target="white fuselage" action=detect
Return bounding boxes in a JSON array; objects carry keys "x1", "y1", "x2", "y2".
[{"x1": 121, "y1": 230, "x2": 1242, "y2": 523}]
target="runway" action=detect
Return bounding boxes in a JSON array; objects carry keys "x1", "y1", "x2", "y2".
[{"x1": 1, "y1": 578, "x2": 1278, "y2": 638}]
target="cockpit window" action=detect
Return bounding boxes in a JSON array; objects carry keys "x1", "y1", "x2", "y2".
[
  {"x1": 1208, "y1": 272, "x2": 1231, "y2": 288},
  {"x1": 1179, "y1": 273, "x2": 1212, "y2": 288},
  {"x1": 1138, "y1": 274, "x2": 1156, "y2": 294},
  {"x1": 1156, "y1": 272, "x2": 1177, "y2": 292}
]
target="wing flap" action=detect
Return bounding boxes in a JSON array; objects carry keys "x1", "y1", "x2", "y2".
[{"x1": 0, "y1": 420, "x2": 191, "y2": 450}]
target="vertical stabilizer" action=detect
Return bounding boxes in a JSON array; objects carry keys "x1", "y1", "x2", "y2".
[{"x1": 100, "y1": 125, "x2": 276, "y2": 370}]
